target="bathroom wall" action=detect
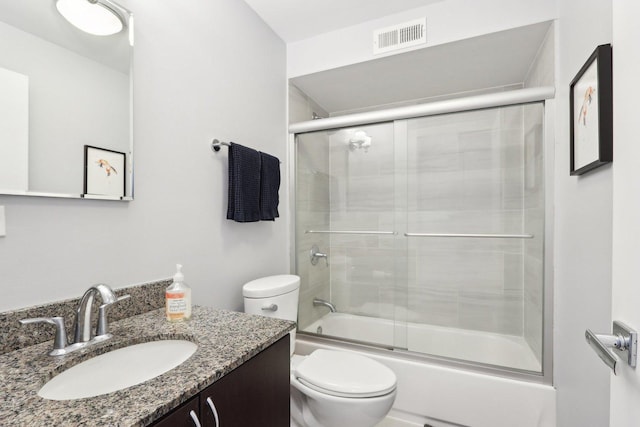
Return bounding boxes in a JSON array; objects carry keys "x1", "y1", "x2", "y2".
[
  {"x1": 287, "y1": 0, "x2": 557, "y2": 78},
  {"x1": 0, "y1": 0, "x2": 288, "y2": 312}
]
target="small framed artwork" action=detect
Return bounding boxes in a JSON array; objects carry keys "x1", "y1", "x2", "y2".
[
  {"x1": 84, "y1": 145, "x2": 126, "y2": 198},
  {"x1": 569, "y1": 44, "x2": 613, "y2": 176}
]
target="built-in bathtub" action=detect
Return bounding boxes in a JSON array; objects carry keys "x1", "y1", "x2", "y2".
[
  {"x1": 304, "y1": 312, "x2": 541, "y2": 372},
  {"x1": 298, "y1": 313, "x2": 555, "y2": 427}
]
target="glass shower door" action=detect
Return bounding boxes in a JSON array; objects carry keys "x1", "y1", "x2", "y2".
[
  {"x1": 404, "y1": 104, "x2": 544, "y2": 373},
  {"x1": 294, "y1": 102, "x2": 545, "y2": 374},
  {"x1": 295, "y1": 122, "x2": 407, "y2": 350}
]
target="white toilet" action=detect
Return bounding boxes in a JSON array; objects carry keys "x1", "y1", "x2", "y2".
[{"x1": 243, "y1": 275, "x2": 397, "y2": 427}]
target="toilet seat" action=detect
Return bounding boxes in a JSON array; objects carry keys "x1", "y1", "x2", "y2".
[{"x1": 294, "y1": 350, "x2": 397, "y2": 398}]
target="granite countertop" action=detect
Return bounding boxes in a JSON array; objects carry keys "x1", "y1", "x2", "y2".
[{"x1": 0, "y1": 306, "x2": 295, "y2": 426}]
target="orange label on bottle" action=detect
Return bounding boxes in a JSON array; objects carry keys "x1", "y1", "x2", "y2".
[{"x1": 166, "y1": 292, "x2": 187, "y2": 320}]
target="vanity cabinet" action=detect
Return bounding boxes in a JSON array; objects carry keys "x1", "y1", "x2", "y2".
[
  {"x1": 150, "y1": 396, "x2": 200, "y2": 427},
  {"x1": 150, "y1": 335, "x2": 290, "y2": 427}
]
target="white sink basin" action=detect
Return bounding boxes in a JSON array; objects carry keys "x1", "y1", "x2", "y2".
[{"x1": 38, "y1": 340, "x2": 198, "y2": 400}]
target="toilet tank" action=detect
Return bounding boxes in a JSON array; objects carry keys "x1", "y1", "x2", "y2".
[{"x1": 243, "y1": 275, "x2": 300, "y2": 355}]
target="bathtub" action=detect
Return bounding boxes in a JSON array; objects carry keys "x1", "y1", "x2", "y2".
[{"x1": 298, "y1": 313, "x2": 555, "y2": 427}]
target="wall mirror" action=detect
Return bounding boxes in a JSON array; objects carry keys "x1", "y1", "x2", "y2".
[{"x1": 0, "y1": 0, "x2": 133, "y2": 200}]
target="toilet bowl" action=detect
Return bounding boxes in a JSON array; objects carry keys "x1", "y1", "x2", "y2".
[{"x1": 243, "y1": 275, "x2": 397, "y2": 427}]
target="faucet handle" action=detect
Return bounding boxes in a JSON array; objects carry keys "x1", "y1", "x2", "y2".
[
  {"x1": 96, "y1": 294, "x2": 130, "y2": 338},
  {"x1": 310, "y1": 244, "x2": 329, "y2": 267},
  {"x1": 19, "y1": 317, "x2": 68, "y2": 356}
]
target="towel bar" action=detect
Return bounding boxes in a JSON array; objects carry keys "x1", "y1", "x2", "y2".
[
  {"x1": 211, "y1": 139, "x2": 282, "y2": 164},
  {"x1": 211, "y1": 139, "x2": 231, "y2": 152}
]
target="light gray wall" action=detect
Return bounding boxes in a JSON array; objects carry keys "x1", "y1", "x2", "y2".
[
  {"x1": 554, "y1": 0, "x2": 613, "y2": 426},
  {"x1": 0, "y1": 0, "x2": 288, "y2": 312}
]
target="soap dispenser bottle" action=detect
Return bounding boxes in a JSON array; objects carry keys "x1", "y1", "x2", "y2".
[{"x1": 166, "y1": 264, "x2": 192, "y2": 321}]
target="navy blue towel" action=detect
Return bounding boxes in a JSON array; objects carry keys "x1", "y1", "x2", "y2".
[
  {"x1": 227, "y1": 143, "x2": 261, "y2": 222},
  {"x1": 259, "y1": 151, "x2": 280, "y2": 221}
]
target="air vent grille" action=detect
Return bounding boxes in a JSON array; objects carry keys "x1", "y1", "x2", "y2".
[{"x1": 373, "y1": 18, "x2": 426, "y2": 55}]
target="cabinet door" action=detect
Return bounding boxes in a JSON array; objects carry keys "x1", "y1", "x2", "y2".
[
  {"x1": 200, "y1": 335, "x2": 290, "y2": 427},
  {"x1": 151, "y1": 396, "x2": 201, "y2": 427}
]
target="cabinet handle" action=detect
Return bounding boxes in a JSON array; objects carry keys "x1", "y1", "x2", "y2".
[
  {"x1": 189, "y1": 410, "x2": 202, "y2": 427},
  {"x1": 206, "y1": 397, "x2": 220, "y2": 427}
]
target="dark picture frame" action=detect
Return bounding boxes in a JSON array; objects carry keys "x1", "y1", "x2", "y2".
[
  {"x1": 569, "y1": 44, "x2": 613, "y2": 176},
  {"x1": 83, "y1": 145, "x2": 126, "y2": 198}
]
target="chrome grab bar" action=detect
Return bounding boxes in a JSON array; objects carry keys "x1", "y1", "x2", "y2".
[
  {"x1": 585, "y1": 321, "x2": 637, "y2": 375},
  {"x1": 305, "y1": 230, "x2": 397, "y2": 235},
  {"x1": 404, "y1": 232, "x2": 534, "y2": 239}
]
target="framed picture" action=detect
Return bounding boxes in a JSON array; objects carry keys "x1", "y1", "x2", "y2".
[
  {"x1": 569, "y1": 44, "x2": 613, "y2": 176},
  {"x1": 84, "y1": 145, "x2": 126, "y2": 198}
]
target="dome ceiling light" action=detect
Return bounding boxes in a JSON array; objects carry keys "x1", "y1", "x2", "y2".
[{"x1": 56, "y1": 0, "x2": 126, "y2": 36}]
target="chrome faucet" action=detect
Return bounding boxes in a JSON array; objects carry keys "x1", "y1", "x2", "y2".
[
  {"x1": 313, "y1": 298, "x2": 337, "y2": 313},
  {"x1": 19, "y1": 283, "x2": 129, "y2": 356},
  {"x1": 74, "y1": 283, "x2": 129, "y2": 343}
]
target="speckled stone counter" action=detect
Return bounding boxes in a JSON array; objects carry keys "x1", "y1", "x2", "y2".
[{"x1": 0, "y1": 306, "x2": 295, "y2": 426}]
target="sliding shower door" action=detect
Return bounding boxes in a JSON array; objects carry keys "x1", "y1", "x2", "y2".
[
  {"x1": 294, "y1": 102, "x2": 545, "y2": 375},
  {"x1": 404, "y1": 104, "x2": 544, "y2": 372},
  {"x1": 295, "y1": 122, "x2": 408, "y2": 350}
]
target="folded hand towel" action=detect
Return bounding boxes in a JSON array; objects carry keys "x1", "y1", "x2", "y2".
[
  {"x1": 227, "y1": 143, "x2": 261, "y2": 222},
  {"x1": 259, "y1": 151, "x2": 280, "y2": 221}
]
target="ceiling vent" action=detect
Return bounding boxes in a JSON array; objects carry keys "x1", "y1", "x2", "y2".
[{"x1": 373, "y1": 18, "x2": 426, "y2": 55}]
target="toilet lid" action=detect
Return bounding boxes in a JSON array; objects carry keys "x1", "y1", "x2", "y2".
[
  {"x1": 294, "y1": 350, "x2": 396, "y2": 398},
  {"x1": 243, "y1": 274, "x2": 300, "y2": 298}
]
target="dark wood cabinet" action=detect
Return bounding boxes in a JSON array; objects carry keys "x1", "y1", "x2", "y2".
[
  {"x1": 150, "y1": 396, "x2": 200, "y2": 427},
  {"x1": 150, "y1": 335, "x2": 289, "y2": 427}
]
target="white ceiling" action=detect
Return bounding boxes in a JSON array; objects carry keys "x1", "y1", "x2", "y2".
[
  {"x1": 290, "y1": 21, "x2": 553, "y2": 114},
  {"x1": 242, "y1": 0, "x2": 443, "y2": 43}
]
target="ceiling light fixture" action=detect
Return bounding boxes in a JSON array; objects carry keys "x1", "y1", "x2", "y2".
[{"x1": 56, "y1": 0, "x2": 126, "y2": 36}]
